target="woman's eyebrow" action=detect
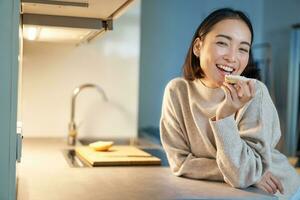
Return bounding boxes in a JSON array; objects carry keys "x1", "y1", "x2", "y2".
[{"x1": 216, "y1": 34, "x2": 251, "y2": 47}]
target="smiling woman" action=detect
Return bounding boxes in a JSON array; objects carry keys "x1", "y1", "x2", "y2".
[{"x1": 160, "y1": 8, "x2": 300, "y2": 200}]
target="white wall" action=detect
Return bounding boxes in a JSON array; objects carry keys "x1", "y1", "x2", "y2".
[{"x1": 21, "y1": 1, "x2": 140, "y2": 139}]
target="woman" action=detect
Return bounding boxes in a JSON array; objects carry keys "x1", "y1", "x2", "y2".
[{"x1": 160, "y1": 8, "x2": 300, "y2": 200}]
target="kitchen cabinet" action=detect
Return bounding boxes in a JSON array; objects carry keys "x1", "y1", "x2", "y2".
[
  {"x1": 21, "y1": 0, "x2": 135, "y2": 43},
  {"x1": 22, "y1": 0, "x2": 134, "y2": 19},
  {"x1": 0, "y1": 0, "x2": 20, "y2": 199}
]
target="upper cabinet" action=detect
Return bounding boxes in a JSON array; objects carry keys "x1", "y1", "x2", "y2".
[
  {"x1": 22, "y1": 0, "x2": 133, "y2": 19},
  {"x1": 21, "y1": 0, "x2": 134, "y2": 43}
]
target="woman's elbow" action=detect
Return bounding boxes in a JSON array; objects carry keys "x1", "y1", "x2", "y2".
[
  {"x1": 225, "y1": 177, "x2": 252, "y2": 189},
  {"x1": 224, "y1": 170, "x2": 261, "y2": 189}
]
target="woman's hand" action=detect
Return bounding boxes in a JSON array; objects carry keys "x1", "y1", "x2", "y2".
[
  {"x1": 255, "y1": 171, "x2": 284, "y2": 195},
  {"x1": 216, "y1": 79, "x2": 255, "y2": 120}
]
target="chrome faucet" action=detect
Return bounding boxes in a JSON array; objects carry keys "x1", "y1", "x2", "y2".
[{"x1": 68, "y1": 83, "x2": 108, "y2": 145}]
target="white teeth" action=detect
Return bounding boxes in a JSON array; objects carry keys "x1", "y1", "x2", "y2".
[{"x1": 217, "y1": 64, "x2": 234, "y2": 72}]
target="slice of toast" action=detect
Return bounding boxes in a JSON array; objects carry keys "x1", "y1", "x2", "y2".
[{"x1": 225, "y1": 75, "x2": 249, "y2": 84}]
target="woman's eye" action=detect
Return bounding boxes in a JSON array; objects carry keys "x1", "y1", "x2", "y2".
[
  {"x1": 216, "y1": 41, "x2": 228, "y2": 46},
  {"x1": 239, "y1": 48, "x2": 249, "y2": 53}
]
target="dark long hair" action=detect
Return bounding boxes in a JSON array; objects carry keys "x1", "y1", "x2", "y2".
[{"x1": 183, "y1": 8, "x2": 260, "y2": 81}]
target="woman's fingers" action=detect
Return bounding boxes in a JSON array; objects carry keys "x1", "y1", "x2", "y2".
[
  {"x1": 256, "y1": 171, "x2": 284, "y2": 195},
  {"x1": 248, "y1": 79, "x2": 256, "y2": 97},
  {"x1": 266, "y1": 179, "x2": 277, "y2": 194},
  {"x1": 223, "y1": 80, "x2": 253, "y2": 103},
  {"x1": 259, "y1": 182, "x2": 274, "y2": 194},
  {"x1": 233, "y1": 83, "x2": 243, "y2": 97},
  {"x1": 224, "y1": 79, "x2": 256, "y2": 100},
  {"x1": 238, "y1": 81, "x2": 251, "y2": 98},
  {"x1": 221, "y1": 85, "x2": 232, "y2": 102},
  {"x1": 270, "y1": 174, "x2": 284, "y2": 194},
  {"x1": 223, "y1": 82, "x2": 239, "y2": 101}
]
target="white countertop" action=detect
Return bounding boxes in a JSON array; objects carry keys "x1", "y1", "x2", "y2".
[{"x1": 17, "y1": 138, "x2": 277, "y2": 200}]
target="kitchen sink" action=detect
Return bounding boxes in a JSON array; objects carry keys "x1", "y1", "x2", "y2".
[
  {"x1": 62, "y1": 138, "x2": 169, "y2": 168},
  {"x1": 63, "y1": 149, "x2": 90, "y2": 167}
]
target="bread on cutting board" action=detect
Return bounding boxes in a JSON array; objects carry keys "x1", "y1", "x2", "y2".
[{"x1": 89, "y1": 141, "x2": 114, "y2": 151}]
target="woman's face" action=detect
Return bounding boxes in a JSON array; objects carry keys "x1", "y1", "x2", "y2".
[{"x1": 193, "y1": 19, "x2": 251, "y2": 88}]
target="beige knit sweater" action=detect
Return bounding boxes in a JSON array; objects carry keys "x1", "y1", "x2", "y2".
[{"x1": 160, "y1": 77, "x2": 300, "y2": 200}]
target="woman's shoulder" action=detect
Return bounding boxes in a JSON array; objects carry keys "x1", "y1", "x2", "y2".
[
  {"x1": 247, "y1": 79, "x2": 275, "y2": 110},
  {"x1": 254, "y1": 79, "x2": 268, "y2": 92},
  {"x1": 253, "y1": 79, "x2": 271, "y2": 98},
  {"x1": 237, "y1": 79, "x2": 271, "y2": 113},
  {"x1": 165, "y1": 77, "x2": 190, "y2": 91}
]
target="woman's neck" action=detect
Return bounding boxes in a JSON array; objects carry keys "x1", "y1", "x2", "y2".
[
  {"x1": 196, "y1": 78, "x2": 225, "y2": 103},
  {"x1": 199, "y1": 78, "x2": 220, "y2": 88}
]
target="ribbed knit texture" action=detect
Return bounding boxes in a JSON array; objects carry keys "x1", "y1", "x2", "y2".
[{"x1": 160, "y1": 77, "x2": 300, "y2": 200}]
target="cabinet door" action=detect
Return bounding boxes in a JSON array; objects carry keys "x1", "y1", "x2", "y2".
[{"x1": 0, "y1": 0, "x2": 20, "y2": 199}]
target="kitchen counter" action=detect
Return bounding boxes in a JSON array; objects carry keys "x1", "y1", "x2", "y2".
[{"x1": 17, "y1": 138, "x2": 277, "y2": 200}]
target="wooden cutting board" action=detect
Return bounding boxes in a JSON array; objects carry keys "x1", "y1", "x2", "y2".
[{"x1": 75, "y1": 145, "x2": 161, "y2": 166}]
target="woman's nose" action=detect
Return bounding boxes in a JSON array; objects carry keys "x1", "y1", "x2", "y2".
[{"x1": 223, "y1": 49, "x2": 237, "y2": 63}]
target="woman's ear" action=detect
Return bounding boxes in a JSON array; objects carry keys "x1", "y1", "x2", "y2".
[{"x1": 193, "y1": 37, "x2": 202, "y2": 57}]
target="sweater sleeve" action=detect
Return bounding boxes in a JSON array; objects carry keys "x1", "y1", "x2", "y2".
[
  {"x1": 160, "y1": 81, "x2": 223, "y2": 181},
  {"x1": 209, "y1": 81, "x2": 281, "y2": 188}
]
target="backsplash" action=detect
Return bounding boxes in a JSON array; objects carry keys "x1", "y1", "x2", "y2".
[{"x1": 21, "y1": 1, "x2": 141, "y2": 139}]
